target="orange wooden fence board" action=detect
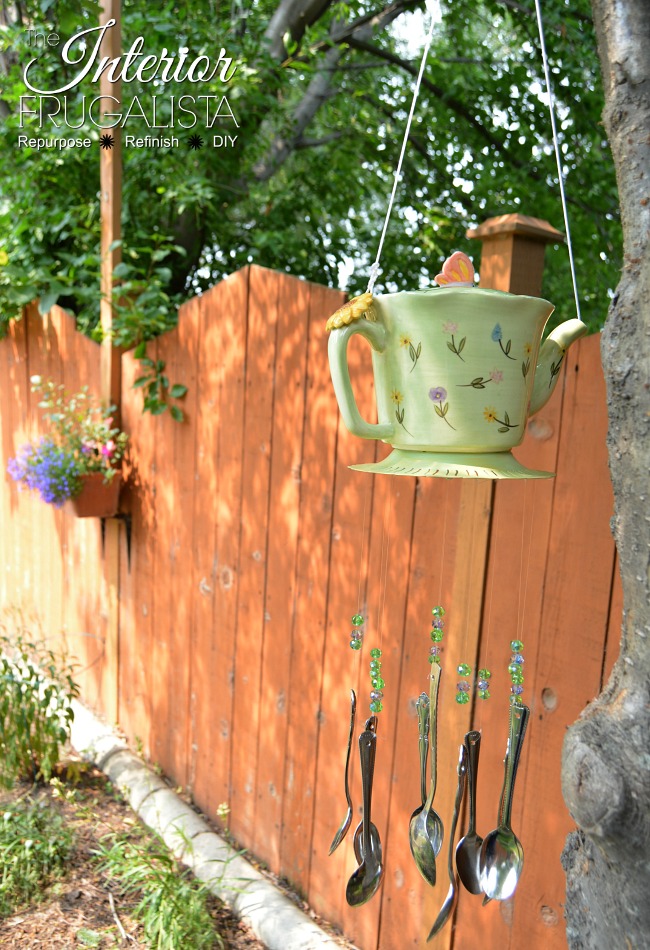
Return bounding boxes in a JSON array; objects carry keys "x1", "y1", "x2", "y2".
[
  {"x1": 308, "y1": 330, "x2": 376, "y2": 928},
  {"x1": 278, "y1": 282, "x2": 343, "y2": 891},
  {"x1": 253, "y1": 274, "x2": 312, "y2": 869},
  {"x1": 229, "y1": 266, "x2": 282, "y2": 847},
  {"x1": 0, "y1": 277, "x2": 621, "y2": 950}
]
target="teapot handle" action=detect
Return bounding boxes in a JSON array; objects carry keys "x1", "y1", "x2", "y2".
[{"x1": 328, "y1": 320, "x2": 394, "y2": 441}]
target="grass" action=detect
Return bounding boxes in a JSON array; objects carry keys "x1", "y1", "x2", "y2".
[
  {"x1": 0, "y1": 795, "x2": 73, "y2": 916},
  {"x1": 96, "y1": 831, "x2": 224, "y2": 949}
]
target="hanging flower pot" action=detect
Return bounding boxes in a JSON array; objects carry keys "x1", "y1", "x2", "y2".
[
  {"x1": 7, "y1": 377, "x2": 128, "y2": 514},
  {"x1": 68, "y1": 471, "x2": 122, "y2": 518}
]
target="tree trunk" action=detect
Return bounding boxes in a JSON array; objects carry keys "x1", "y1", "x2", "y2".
[{"x1": 561, "y1": 1, "x2": 650, "y2": 947}]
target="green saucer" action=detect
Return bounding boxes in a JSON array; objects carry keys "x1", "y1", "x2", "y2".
[{"x1": 349, "y1": 448, "x2": 554, "y2": 480}]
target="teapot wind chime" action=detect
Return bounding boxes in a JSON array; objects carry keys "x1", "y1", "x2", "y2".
[{"x1": 324, "y1": 0, "x2": 586, "y2": 938}]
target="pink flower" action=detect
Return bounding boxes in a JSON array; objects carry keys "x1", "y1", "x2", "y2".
[
  {"x1": 101, "y1": 440, "x2": 116, "y2": 457},
  {"x1": 442, "y1": 321, "x2": 458, "y2": 334},
  {"x1": 489, "y1": 369, "x2": 503, "y2": 384}
]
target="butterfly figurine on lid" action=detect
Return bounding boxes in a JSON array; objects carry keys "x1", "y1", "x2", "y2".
[{"x1": 326, "y1": 251, "x2": 586, "y2": 479}]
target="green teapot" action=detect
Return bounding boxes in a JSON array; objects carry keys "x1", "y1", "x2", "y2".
[{"x1": 327, "y1": 255, "x2": 586, "y2": 479}]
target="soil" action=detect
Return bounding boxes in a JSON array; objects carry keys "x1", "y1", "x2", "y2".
[{"x1": 0, "y1": 764, "x2": 265, "y2": 949}]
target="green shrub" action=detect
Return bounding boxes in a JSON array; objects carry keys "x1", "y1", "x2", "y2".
[
  {"x1": 0, "y1": 624, "x2": 80, "y2": 787},
  {"x1": 0, "y1": 797, "x2": 73, "y2": 916},
  {"x1": 96, "y1": 833, "x2": 223, "y2": 950}
]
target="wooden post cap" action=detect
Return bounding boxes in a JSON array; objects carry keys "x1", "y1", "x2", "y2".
[
  {"x1": 466, "y1": 214, "x2": 565, "y2": 245},
  {"x1": 465, "y1": 214, "x2": 564, "y2": 296}
]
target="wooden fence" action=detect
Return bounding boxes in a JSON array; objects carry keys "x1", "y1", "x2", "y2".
[{"x1": 0, "y1": 252, "x2": 621, "y2": 950}]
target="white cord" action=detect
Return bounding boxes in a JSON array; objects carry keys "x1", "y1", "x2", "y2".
[
  {"x1": 533, "y1": 0, "x2": 583, "y2": 322},
  {"x1": 366, "y1": 6, "x2": 439, "y2": 294}
]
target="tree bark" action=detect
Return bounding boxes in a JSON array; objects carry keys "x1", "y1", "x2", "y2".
[{"x1": 561, "y1": 2, "x2": 650, "y2": 947}]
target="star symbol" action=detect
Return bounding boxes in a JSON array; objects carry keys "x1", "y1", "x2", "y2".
[
  {"x1": 188, "y1": 134, "x2": 204, "y2": 150},
  {"x1": 99, "y1": 134, "x2": 115, "y2": 150}
]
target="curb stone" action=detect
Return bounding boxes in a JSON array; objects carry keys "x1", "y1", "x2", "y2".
[{"x1": 69, "y1": 700, "x2": 341, "y2": 950}]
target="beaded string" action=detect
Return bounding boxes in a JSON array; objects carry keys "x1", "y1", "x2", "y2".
[{"x1": 508, "y1": 639, "x2": 525, "y2": 703}]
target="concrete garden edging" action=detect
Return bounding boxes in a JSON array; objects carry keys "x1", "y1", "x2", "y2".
[{"x1": 69, "y1": 701, "x2": 341, "y2": 950}]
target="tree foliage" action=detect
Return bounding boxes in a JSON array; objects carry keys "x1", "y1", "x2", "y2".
[{"x1": 0, "y1": 0, "x2": 620, "y2": 344}]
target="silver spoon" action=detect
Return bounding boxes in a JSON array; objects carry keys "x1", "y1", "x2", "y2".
[
  {"x1": 480, "y1": 702, "x2": 530, "y2": 901},
  {"x1": 409, "y1": 663, "x2": 444, "y2": 886},
  {"x1": 352, "y1": 716, "x2": 382, "y2": 865},
  {"x1": 427, "y1": 743, "x2": 468, "y2": 940},
  {"x1": 410, "y1": 692, "x2": 430, "y2": 816},
  {"x1": 329, "y1": 689, "x2": 357, "y2": 855},
  {"x1": 345, "y1": 719, "x2": 384, "y2": 906},
  {"x1": 456, "y1": 730, "x2": 483, "y2": 894}
]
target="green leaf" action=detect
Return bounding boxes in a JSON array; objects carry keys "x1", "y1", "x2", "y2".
[
  {"x1": 170, "y1": 384, "x2": 188, "y2": 399},
  {"x1": 38, "y1": 292, "x2": 58, "y2": 315},
  {"x1": 133, "y1": 375, "x2": 150, "y2": 388},
  {"x1": 504, "y1": 411, "x2": 510, "y2": 425},
  {"x1": 170, "y1": 405, "x2": 184, "y2": 423},
  {"x1": 76, "y1": 929, "x2": 102, "y2": 948},
  {"x1": 134, "y1": 341, "x2": 147, "y2": 359},
  {"x1": 458, "y1": 337, "x2": 466, "y2": 352}
]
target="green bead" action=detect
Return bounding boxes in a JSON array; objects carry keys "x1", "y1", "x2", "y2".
[
  {"x1": 478, "y1": 668, "x2": 491, "y2": 679},
  {"x1": 369, "y1": 700, "x2": 383, "y2": 713},
  {"x1": 370, "y1": 660, "x2": 381, "y2": 671},
  {"x1": 371, "y1": 677, "x2": 385, "y2": 689},
  {"x1": 508, "y1": 662, "x2": 522, "y2": 676},
  {"x1": 478, "y1": 689, "x2": 490, "y2": 700},
  {"x1": 351, "y1": 614, "x2": 364, "y2": 626},
  {"x1": 430, "y1": 629, "x2": 443, "y2": 642},
  {"x1": 370, "y1": 648, "x2": 382, "y2": 658},
  {"x1": 455, "y1": 692, "x2": 470, "y2": 705},
  {"x1": 430, "y1": 656, "x2": 441, "y2": 665},
  {"x1": 350, "y1": 639, "x2": 362, "y2": 650},
  {"x1": 457, "y1": 663, "x2": 471, "y2": 677},
  {"x1": 510, "y1": 640, "x2": 524, "y2": 652},
  {"x1": 432, "y1": 606, "x2": 446, "y2": 618}
]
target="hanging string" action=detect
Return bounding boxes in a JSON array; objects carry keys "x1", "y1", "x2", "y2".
[
  {"x1": 377, "y1": 480, "x2": 394, "y2": 652},
  {"x1": 366, "y1": 4, "x2": 440, "y2": 294},
  {"x1": 533, "y1": 0, "x2": 583, "y2": 322},
  {"x1": 356, "y1": 481, "x2": 370, "y2": 613}
]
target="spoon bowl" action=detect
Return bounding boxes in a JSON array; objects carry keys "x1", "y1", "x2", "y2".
[
  {"x1": 409, "y1": 665, "x2": 444, "y2": 886},
  {"x1": 480, "y1": 827, "x2": 524, "y2": 901},
  {"x1": 479, "y1": 703, "x2": 530, "y2": 901},
  {"x1": 345, "y1": 721, "x2": 384, "y2": 907}
]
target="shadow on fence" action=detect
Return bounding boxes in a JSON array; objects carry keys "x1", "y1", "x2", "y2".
[{"x1": 0, "y1": 265, "x2": 621, "y2": 950}]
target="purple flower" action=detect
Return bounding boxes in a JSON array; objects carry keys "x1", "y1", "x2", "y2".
[{"x1": 429, "y1": 387, "x2": 447, "y2": 403}]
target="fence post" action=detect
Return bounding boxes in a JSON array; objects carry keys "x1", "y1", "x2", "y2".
[
  {"x1": 99, "y1": 1, "x2": 122, "y2": 723},
  {"x1": 466, "y1": 212, "x2": 564, "y2": 295}
]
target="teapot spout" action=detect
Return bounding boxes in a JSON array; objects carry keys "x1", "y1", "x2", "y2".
[{"x1": 529, "y1": 319, "x2": 588, "y2": 416}]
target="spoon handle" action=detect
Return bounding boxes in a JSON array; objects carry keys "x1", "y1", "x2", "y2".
[
  {"x1": 464, "y1": 730, "x2": 481, "y2": 835},
  {"x1": 328, "y1": 689, "x2": 357, "y2": 855},
  {"x1": 498, "y1": 703, "x2": 530, "y2": 830},
  {"x1": 344, "y1": 691, "x2": 357, "y2": 809},
  {"x1": 416, "y1": 693, "x2": 430, "y2": 806},
  {"x1": 359, "y1": 727, "x2": 378, "y2": 861},
  {"x1": 428, "y1": 663, "x2": 442, "y2": 800},
  {"x1": 427, "y1": 744, "x2": 467, "y2": 941}
]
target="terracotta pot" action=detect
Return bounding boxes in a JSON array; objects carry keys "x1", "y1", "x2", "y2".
[{"x1": 69, "y1": 471, "x2": 122, "y2": 518}]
